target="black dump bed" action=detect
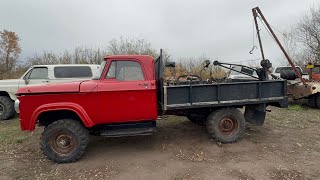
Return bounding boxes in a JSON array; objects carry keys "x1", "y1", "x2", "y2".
[
  {"x1": 154, "y1": 52, "x2": 288, "y2": 113},
  {"x1": 163, "y1": 80, "x2": 287, "y2": 110}
]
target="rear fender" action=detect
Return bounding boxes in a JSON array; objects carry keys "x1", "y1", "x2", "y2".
[{"x1": 30, "y1": 102, "x2": 94, "y2": 129}]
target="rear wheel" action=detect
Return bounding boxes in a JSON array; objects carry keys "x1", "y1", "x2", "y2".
[
  {"x1": 206, "y1": 108, "x2": 245, "y2": 143},
  {"x1": 308, "y1": 95, "x2": 317, "y2": 108},
  {"x1": 40, "y1": 119, "x2": 89, "y2": 163},
  {"x1": 0, "y1": 96, "x2": 15, "y2": 120},
  {"x1": 315, "y1": 94, "x2": 320, "y2": 109}
]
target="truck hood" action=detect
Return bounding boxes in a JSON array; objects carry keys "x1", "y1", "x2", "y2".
[
  {"x1": 16, "y1": 81, "x2": 84, "y2": 95},
  {"x1": 0, "y1": 79, "x2": 21, "y2": 86}
]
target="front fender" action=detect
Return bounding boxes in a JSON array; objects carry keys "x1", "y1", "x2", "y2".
[
  {"x1": 7, "y1": 92, "x2": 17, "y2": 100},
  {"x1": 0, "y1": 91, "x2": 17, "y2": 100},
  {"x1": 30, "y1": 102, "x2": 94, "y2": 129}
]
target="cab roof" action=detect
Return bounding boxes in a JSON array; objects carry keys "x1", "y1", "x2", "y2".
[{"x1": 104, "y1": 55, "x2": 154, "y2": 61}]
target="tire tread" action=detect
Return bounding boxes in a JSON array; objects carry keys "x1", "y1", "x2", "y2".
[
  {"x1": 206, "y1": 108, "x2": 245, "y2": 144},
  {"x1": 40, "y1": 119, "x2": 89, "y2": 163},
  {"x1": 0, "y1": 96, "x2": 15, "y2": 120}
]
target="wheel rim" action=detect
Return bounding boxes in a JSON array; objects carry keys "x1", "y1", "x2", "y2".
[
  {"x1": 218, "y1": 117, "x2": 238, "y2": 136},
  {"x1": 0, "y1": 104, "x2": 4, "y2": 115},
  {"x1": 49, "y1": 131, "x2": 77, "y2": 156}
]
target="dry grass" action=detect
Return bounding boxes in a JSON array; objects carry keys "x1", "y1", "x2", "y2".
[{"x1": 0, "y1": 119, "x2": 29, "y2": 150}]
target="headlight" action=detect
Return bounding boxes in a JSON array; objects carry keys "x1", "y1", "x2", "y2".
[{"x1": 14, "y1": 99, "x2": 20, "y2": 113}]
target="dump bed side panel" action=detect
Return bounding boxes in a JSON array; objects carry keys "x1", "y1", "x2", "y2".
[{"x1": 164, "y1": 80, "x2": 287, "y2": 110}]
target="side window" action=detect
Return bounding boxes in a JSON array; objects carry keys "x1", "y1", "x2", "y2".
[
  {"x1": 54, "y1": 66, "x2": 93, "y2": 78},
  {"x1": 29, "y1": 67, "x2": 48, "y2": 79},
  {"x1": 106, "y1": 61, "x2": 144, "y2": 81}
]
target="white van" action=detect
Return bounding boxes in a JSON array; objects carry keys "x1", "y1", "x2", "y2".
[{"x1": 0, "y1": 64, "x2": 100, "y2": 120}]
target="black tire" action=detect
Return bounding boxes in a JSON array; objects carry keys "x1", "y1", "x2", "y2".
[
  {"x1": 0, "y1": 96, "x2": 15, "y2": 120},
  {"x1": 315, "y1": 94, "x2": 320, "y2": 109},
  {"x1": 187, "y1": 113, "x2": 206, "y2": 125},
  {"x1": 40, "y1": 119, "x2": 89, "y2": 163},
  {"x1": 308, "y1": 95, "x2": 317, "y2": 108},
  {"x1": 206, "y1": 108, "x2": 245, "y2": 143}
]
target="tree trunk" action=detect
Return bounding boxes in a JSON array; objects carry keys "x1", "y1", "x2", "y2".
[{"x1": 5, "y1": 49, "x2": 10, "y2": 72}]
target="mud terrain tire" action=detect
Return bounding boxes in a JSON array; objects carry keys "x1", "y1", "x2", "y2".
[
  {"x1": 40, "y1": 119, "x2": 89, "y2": 163},
  {"x1": 0, "y1": 96, "x2": 15, "y2": 120},
  {"x1": 206, "y1": 108, "x2": 245, "y2": 143},
  {"x1": 308, "y1": 94, "x2": 317, "y2": 108}
]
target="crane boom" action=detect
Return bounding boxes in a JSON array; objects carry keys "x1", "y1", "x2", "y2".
[{"x1": 252, "y1": 7, "x2": 306, "y2": 85}]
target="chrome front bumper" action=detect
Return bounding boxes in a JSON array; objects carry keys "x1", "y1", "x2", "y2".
[{"x1": 14, "y1": 99, "x2": 20, "y2": 113}]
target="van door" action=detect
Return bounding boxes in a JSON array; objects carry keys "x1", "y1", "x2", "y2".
[{"x1": 22, "y1": 67, "x2": 50, "y2": 86}]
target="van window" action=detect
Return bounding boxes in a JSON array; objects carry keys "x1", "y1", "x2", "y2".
[
  {"x1": 54, "y1": 66, "x2": 93, "y2": 78},
  {"x1": 28, "y1": 67, "x2": 48, "y2": 79}
]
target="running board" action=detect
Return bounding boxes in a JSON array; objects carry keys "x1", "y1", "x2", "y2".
[{"x1": 98, "y1": 121, "x2": 156, "y2": 137}]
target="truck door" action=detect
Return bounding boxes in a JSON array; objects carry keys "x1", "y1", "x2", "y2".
[
  {"x1": 19, "y1": 67, "x2": 50, "y2": 88},
  {"x1": 95, "y1": 59, "x2": 157, "y2": 123}
]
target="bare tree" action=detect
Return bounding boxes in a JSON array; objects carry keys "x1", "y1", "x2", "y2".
[
  {"x1": 26, "y1": 47, "x2": 106, "y2": 66},
  {"x1": 72, "y1": 47, "x2": 106, "y2": 64},
  {"x1": 169, "y1": 56, "x2": 227, "y2": 81},
  {"x1": 107, "y1": 37, "x2": 157, "y2": 57},
  {"x1": 0, "y1": 29, "x2": 21, "y2": 73},
  {"x1": 294, "y1": 6, "x2": 320, "y2": 64},
  {"x1": 280, "y1": 31, "x2": 297, "y2": 66},
  {"x1": 107, "y1": 36, "x2": 171, "y2": 63}
]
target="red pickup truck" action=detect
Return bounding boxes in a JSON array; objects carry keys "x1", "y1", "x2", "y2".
[{"x1": 16, "y1": 53, "x2": 288, "y2": 163}]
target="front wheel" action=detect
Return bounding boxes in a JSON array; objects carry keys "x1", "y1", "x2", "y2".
[
  {"x1": 0, "y1": 96, "x2": 15, "y2": 120},
  {"x1": 40, "y1": 119, "x2": 89, "y2": 163},
  {"x1": 206, "y1": 108, "x2": 245, "y2": 143}
]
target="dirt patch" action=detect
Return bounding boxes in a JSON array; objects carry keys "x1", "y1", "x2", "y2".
[
  {"x1": 1, "y1": 104, "x2": 320, "y2": 179},
  {"x1": 268, "y1": 165, "x2": 310, "y2": 180}
]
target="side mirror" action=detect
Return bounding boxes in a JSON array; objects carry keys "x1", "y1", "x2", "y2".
[{"x1": 23, "y1": 76, "x2": 30, "y2": 85}]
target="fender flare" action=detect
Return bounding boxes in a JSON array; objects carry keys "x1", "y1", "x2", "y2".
[
  {"x1": 7, "y1": 92, "x2": 17, "y2": 100},
  {"x1": 0, "y1": 91, "x2": 17, "y2": 101},
  {"x1": 30, "y1": 102, "x2": 94, "y2": 129}
]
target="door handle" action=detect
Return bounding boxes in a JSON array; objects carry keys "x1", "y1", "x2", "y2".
[
  {"x1": 139, "y1": 83, "x2": 148, "y2": 88},
  {"x1": 139, "y1": 83, "x2": 148, "y2": 86},
  {"x1": 43, "y1": 80, "x2": 49, "y2": 83}
]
